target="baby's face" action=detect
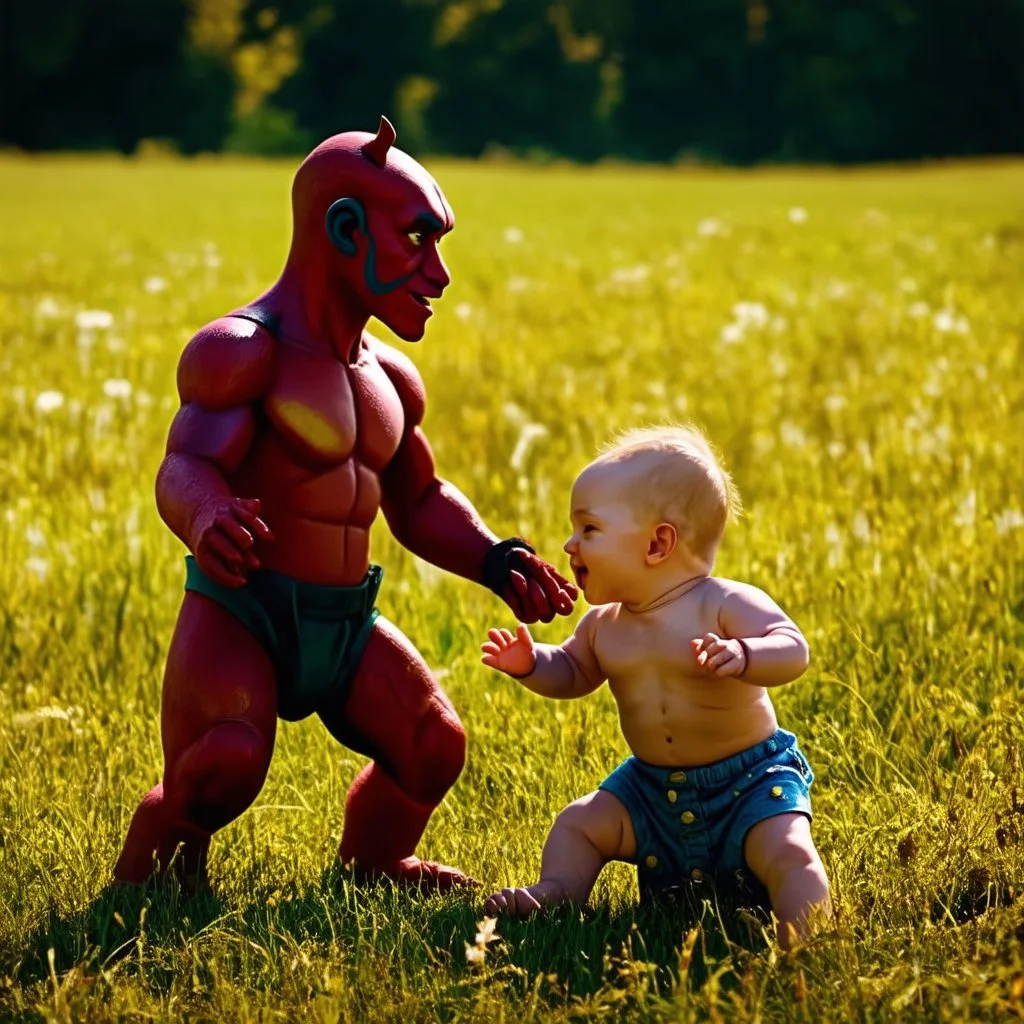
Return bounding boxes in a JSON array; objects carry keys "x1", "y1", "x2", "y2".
[{"x1": 563, "y1": 462, "x2": 651, "y2": 606}]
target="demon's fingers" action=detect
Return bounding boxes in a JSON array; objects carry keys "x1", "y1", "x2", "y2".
[{"x1": 232, "y1": 501, "x2": 275, "y2": 542}]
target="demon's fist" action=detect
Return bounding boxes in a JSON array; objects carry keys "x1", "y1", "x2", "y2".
[{"x1": 191, "y1": 497, "x2": 275, "y2": 587}]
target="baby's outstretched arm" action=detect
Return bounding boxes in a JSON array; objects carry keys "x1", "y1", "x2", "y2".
[
  {"x1": 481, "y1": 609, "x2": 606, "y2": 699},
  {"x1": 691, "y1": 582, "x2": 810, "y2": 687}
]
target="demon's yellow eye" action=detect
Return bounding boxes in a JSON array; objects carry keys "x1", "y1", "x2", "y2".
[{"x1": 407, "y1": 230, "x2": 424, "y2": 246}]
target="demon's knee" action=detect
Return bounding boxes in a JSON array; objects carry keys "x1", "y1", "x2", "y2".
[
  {"x1": 401, "y1": 711, "x2": 466, "y2": 805},
  {"x1": 169, "y1": 719, "x2": 273, "y2": 832}
]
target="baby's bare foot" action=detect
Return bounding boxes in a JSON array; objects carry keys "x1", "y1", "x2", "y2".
[{"x1": 484, "y1": 881, "x2": 567, "y2": 917}]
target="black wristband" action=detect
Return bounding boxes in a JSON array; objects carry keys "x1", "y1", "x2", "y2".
[{"x1": 481, "y1": 537, "x2": 536, "y2": 595}]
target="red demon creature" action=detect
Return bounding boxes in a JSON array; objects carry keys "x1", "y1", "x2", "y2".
[{"x1": 114, "y1": 117, "x2": 576, "y2": 892}]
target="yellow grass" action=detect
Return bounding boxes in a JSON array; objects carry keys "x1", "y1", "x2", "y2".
[{"x1": 0, "y1": 155, "x2": 1022, "y2": 1022}]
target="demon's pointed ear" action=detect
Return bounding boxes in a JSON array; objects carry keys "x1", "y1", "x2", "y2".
[
  {"x1": 325, "y1": 197, "x2": 366, "y2": 256},
  {"x1": 361, "y1": 115, "x2": 397, "y2": 167}
]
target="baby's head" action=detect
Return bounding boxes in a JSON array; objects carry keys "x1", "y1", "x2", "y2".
[
  {"x1": 591, "y1": 424, "x2": 740, "y2": 560},
  {"x1": 565, "y1": 425, "x2": 740, "y2": 604}
]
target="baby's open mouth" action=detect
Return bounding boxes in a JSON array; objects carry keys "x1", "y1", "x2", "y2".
[{"x1": 573, "y1": 564, "x2": 588, "y2": 588}]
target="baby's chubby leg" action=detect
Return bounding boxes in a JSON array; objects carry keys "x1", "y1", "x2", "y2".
[
  {"x1": 485, "y1": 790, "x2": 636, "y2": 917},
  {"x1": 743, "y1": 813, "x2": 832, "y2": 949}
]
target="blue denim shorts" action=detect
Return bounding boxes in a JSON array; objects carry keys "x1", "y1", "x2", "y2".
[{"x1": 598, "y1": 729, "x2": 814, "y2": 891}]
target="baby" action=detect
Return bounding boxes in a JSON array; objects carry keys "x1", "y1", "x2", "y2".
[{"x1": 481, "y1": 425, "x2": 831, "y2": 947}]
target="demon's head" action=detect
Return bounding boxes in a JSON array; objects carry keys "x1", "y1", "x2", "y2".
[{"x1": 289, "y1": 117, "x2": 454, "y2": 342}]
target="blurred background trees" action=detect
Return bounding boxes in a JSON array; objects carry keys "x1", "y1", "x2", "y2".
[{"x1": 3, "y1": 0, "x2": 1023, "y2": 162}]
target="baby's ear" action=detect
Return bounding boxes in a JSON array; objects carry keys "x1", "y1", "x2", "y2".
[{"x1": 646, "y1": 523, "x2": 677, "y2": 564}]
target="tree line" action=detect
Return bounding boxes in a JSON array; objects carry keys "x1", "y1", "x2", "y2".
[{"x1": 3, "y1": 0, "x2": 1023, "y2": 164}]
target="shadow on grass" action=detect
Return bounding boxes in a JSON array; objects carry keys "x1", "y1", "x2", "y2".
[
  {"x1": 470, "y1": 873, "x2": 774, "y2": 1001},
  {"x1": 4, "y1": 879, "x2": 225, "y2": 990},
  {"x1": 4, "y1": 864, "x2": 774, "y2": 1007},
  {"x1": 278, "y1": 865, "x2": 777, "y2": 1000}
]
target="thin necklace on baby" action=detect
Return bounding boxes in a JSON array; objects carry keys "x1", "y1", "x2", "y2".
[{"x1": 630, "y1": 573, "x2": 709, "y2": 614}]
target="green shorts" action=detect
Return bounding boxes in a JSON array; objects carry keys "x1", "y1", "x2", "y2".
[{"x1": 183, "y1": 555, "x2": 382, "y2": 722}]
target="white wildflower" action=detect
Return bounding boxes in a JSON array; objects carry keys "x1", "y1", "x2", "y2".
[
  {"x1": 610, "y1": 264, "x2": 650, "y2": 286},
  {"x1": 11, "y1": 705, "x2": 83, "y2": 728},
  {"x1": 465, "y1": 916, "x2": 501, "y2": 965},
  {"x1": 994, "y1": 509, "x2": 1024, "y2": 535},
  {"x1": 144, "y1": 275, "x2": 167, "y2": 293},
  {"x1": 510, "y1": 423, "x2": 548, "y2": 472},
  {"x1": 35, "y1": 390, "x2": 65, "y2": 414},
  {"x1": 36, "y1": 297, "x2": 60, "y2": 318},
  {"x1": 501, "y1": 402, "x2": 526, "y2": 425},
  {"x1": 852, "y1": 512, "x2": 871, "y2": 543},
  {"x1": 103, "y1": 378, "x2": 133, "y2": 400},
  {"x1": 788, "y1": 207, "x2": 808, "y2": 224},
  {"x1": 454, "y1": 302, "x2": 473, "y2": 321},
  {"x1": 503, "y1": 226, "x2": 524, "y2": 244},
  {"x1": 933, "y1": 310, "x2": 969, "y2": 334},
  {"x1": 507, "y1": 276, "x2": 529, "y2": 293},
  {"x1": 697, "y1": 217, "x2": 724, "y2": 237},
  {"x1": 824, "y1": 522, "x2": 844, "y2": 567},
  {"x1": 908, "y1": 301, "x2": 930, "y2": 318},
  {"x1": 75, "y1": 310, "x2": 113, "y2": 330},
  {"x1": 719, "y1": 322, "x2": 744, "y2": 345},
  {"x1": 733, "y1": 301, "x2": 769, "y2": 328},
  {"x1": 953, "y1": 491, "x2": 976, "y2": 529},
  {"x1": 779, "y1": 421, "x2": 806, "y2": 448},
  {"x1": 25, "y1": 556, "x2": 50, "y2": 580}
]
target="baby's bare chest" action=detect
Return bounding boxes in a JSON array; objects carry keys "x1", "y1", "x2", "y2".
[
  {"x1": 263, "y1": 349, "x2": 404, "y2": 471},
  {"x1": 593, "y1": 607, "x2": 717, "y2": 683},
  {"x1": 594, "y1": 621, "x2": 679, "y2": 682}
]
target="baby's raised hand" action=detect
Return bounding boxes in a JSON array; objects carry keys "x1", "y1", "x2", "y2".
[
  {"x1": 691, "y1": 632, "x2": 748, "y2": 677},
  {"x1": 481, "y1": 624, "x2": 536, "y2": 678}
]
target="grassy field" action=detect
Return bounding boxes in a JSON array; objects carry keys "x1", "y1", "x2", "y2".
[{"x1": 0, "y1": 154, "x2": 1022, "y2": 1022}]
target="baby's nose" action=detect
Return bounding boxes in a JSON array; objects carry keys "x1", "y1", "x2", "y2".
[{"x1": 563, "y1": 535, "x2": 576, "y2": 553}]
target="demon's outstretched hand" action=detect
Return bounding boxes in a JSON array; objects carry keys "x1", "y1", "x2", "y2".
[
  {"x1": 114, "y1": 117, "x2": 575, "y2": 893},
  {"x1": 482, "y1": 538, "x2": 576, "y2": 623}
]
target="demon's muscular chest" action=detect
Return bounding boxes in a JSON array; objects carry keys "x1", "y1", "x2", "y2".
[
  {"x1": 241, "y1": 342, "x2": 407, "y2": 527},
  {"x1": 265, "y1": 345, "x2": 403, "y2": 468}
]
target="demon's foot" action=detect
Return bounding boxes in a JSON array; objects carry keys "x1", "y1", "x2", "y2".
[
  {"x1": 349, "y1": 856, "x2": 479, "y2": 893},
  {"x1": 483, "y1": 881, "x2": 568, "y2": 918},
  {"x1": 114, "y1": 788, "x2": 212, "y2": 894}
]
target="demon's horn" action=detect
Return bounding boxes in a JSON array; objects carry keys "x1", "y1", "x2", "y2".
[{"x1": 361, "y1": 115, "x2": 397, "y2": 167}]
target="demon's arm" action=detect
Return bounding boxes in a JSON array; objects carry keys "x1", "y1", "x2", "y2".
[
  {"x1": 156, "y1": 317, "x2": 276, "y2": 587},
  {"x1": 375, "y1": 340, "x2": 576, "y2": 623}
]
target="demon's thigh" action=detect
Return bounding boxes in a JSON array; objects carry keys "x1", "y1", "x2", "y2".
[
  {"x1": 115, "y1": 592, "x2": 278, "y2": 882},
  {"x1": 320, "y1": 617, "x2": 467, "y2": 871}
]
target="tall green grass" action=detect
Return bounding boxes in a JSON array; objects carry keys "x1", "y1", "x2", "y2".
[{"x1": 1, "y1": 155, "x2": 1022, "y2": 1022}]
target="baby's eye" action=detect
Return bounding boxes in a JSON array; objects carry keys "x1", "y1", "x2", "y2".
[
  {"x1": 407, "y1": 230, "x2": 425, "y2": 246},
  {"x1": 582, "y1": 524, "x2": 597, "y2": 534}
]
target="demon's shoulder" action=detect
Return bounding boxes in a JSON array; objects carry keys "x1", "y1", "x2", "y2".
[{"x1": 177, "y1": 316, "x2": 277, "y2": 409}]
